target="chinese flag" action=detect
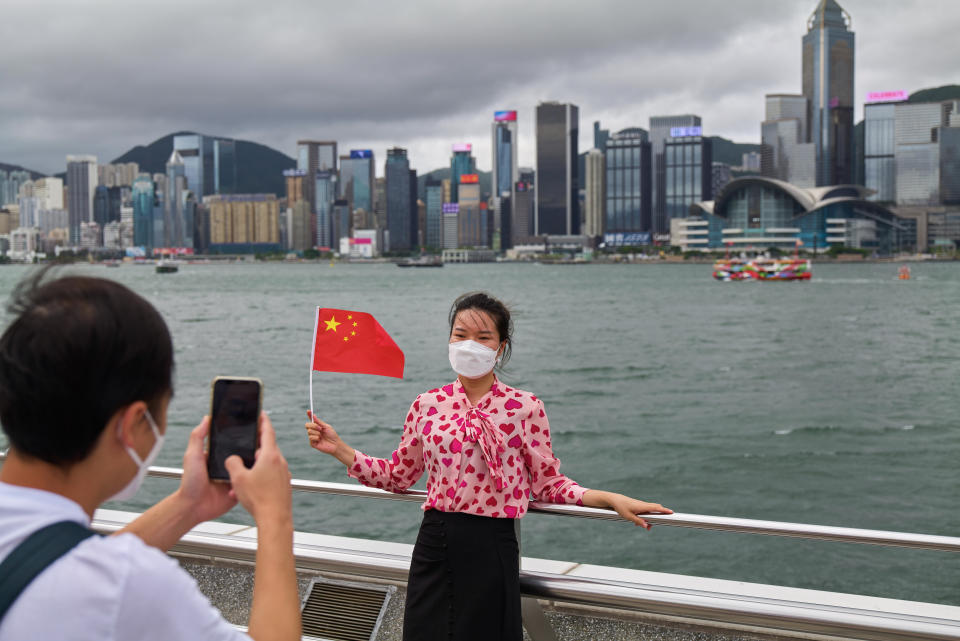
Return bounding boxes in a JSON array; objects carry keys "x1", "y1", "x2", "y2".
[{"x1": 311, "y1": 308, "x2": 404, "y2": 378}]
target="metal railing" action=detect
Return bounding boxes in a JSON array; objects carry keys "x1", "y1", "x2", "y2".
[{"x1": 146, "y1": 464, "x2": 960, "y2": 552}]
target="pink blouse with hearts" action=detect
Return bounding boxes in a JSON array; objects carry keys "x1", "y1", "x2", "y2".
[{"x1": 348, "y1": 379, "x2": 588, "y2": 519}]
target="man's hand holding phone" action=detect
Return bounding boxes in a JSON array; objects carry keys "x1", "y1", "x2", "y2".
[{"x1": 225, "y1": 412, "x2": 293, "y2": 525}]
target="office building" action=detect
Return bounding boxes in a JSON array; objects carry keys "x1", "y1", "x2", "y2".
[
  {"x1": 583, "y1": 149, "x2": 605, "y2": 237},
  {"x1": 297, "y1": 140, "x2": 337, "y2": 213},
  {"x1": 425, "y1": 177, "x2": 443, "y2": 249},
  {"x1": 17, "y1": 196, "x2": 38, "y2": 229},
  {"x1": 604, "y1": 128, "x2": 652, "y2": 235},
  {"x1": 315, "y1": 170, "x2": 337, "y2": 249},
  {"x1": 332, "y1": 199, "x2": 351, "y2": 246},
  {"x1": 442, "y1": 204, "x2": 459, "y2": 250},
  {"x1": 32, "y1": 177, "x2": 64, "y2": 211},
  {"x1": 36, "y1": 208, "x2": 68, "y2": 236},
  {"x1": 93, "y1": 185, "x2": 122, "y2": 228},
  {"x1": 450, "y1": 144, "x2": 476, "y2": 203},
  {"x1": 285, "y1": 201, "x2": 312, "y2": 251},
  {"x1": 165, "y1": 151, "x2": 190, "y2": 247},
  {"x1": 535, "y1": 101, "x2": 579, "y2": 236},
  {"x1": 340, "y1": 150, "x2": 374, "y2": 215},
  {"x1": 649, "y1": 115, "x2": 700, "y2": 233},
  {"x1": 894, "y1": 101, "x2": 953, "y2": 206},
  {"x1": 761, "y1": 94, "x2": 816, "y2": 187},
  {"x1": 385, "y1": 147, "x2": 414, "y2": 251},
  {"x1": 98, "y1": 162, "x2": 139, "y2": 188},
  {"x1": 664, "y1": 134, "x2": 712, "y2": 223},
  {"x1": 712, "y1": 162, "x2": 734, "y2": 198},
  {"x1": 66, "y1": 155, "x2": 98, "y2": 245},
  {"x1": 214, "y1": 140, "x2": 237, "y2": 194},
  {"x1": 593, "y1": 121, "x2": 610, "y2": 152},
  {"x1": 373, "y1": 177, "x2": 387, "y2": 229},
  {"x1": 457, "y1": 175, "x2": 484, "y2": 247},
  {"x1": 173, "y1": 134, "x2": 214, "y2": 196},
  {"x1": 132, "y1": 176, "x2": 155, "y2": 248},
  {"x1": 513, "y1": 179, "x2": 535, "y2": 245},
  {"x1": 803, "y1": 0, "x2": 855, "y2": 185},
  {"x1": 205, "y1": 194, "x2": 280, "y2": 251},
  {"x1": 864, "y1": 101, "x2": 897, "y2": 203},
  {"x1": 1, "y1": 170, "x2": 33, "y2": 207},
  {"x1": 284, "y1": 169, "x2": 306, "y2": 205},
  {"x1": 742, "y1": 152, "x2": 762, "y2": 172}
]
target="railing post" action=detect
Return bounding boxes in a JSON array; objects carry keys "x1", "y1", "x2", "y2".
[{"x1": 517, "y1": 518, "x2": 560, "y2": 641}]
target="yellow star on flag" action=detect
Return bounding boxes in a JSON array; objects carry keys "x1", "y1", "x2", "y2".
[
  {"x1": 343, "y1": 336, "x2": 349, "y2": 342},
  {"x1": 324, "y1": 316, "x2": 341, "y2": 332}
]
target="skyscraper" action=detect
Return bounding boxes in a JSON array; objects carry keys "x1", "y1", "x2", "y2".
[
  {"x1": 424, "y1": 178, "x2": 443, "y2": 250},
  {"x1": 604, "y1": 128, "x2": 652, "y2": 234},
  {"x1": 165, "y1": 151, "x2": 188, "y2": 247},
  {"x1": 457, "y1": 175, "x2": 483, "y2": 247},
  {"x1": 173, "y1": 134, "x2": 215, "y2": 196},
  {"x1": 315, "y1": 171, "x2": 337, "y2": 249},
  {"x1": 535, "y1": 101, "x2": 579, "y2": 236},
  {"x1": 297, "y1": 140, "x2": 337, "y2": 215},
  {"x1": 340, "y1": 150, "x2": 374, "y2": 215},
  {"x1": 664, "y1": 134, "x2": 712, "y2": 223},
  {"x1": 761, "y1": 94, "x2": 816, "y2": 187},
  {"x1": 450, "y1": 144, "x2": 476, "y2": 203},
  {"x1": 66, "y1": 155, "x2": 97, "y2": 245},
  {"x1": 385, "y1": 147, "x2": 414, "y2": 251},
  {"x1": 584, "y1": 149, "x2": 605, "y2": 238},
  {"x1": 802, "y1": 0, "x2": 855, "y2": 186},
  {"x1": 132, "y1": 175, "x2": 155, "y2": 248},
  {"x1": 492, "y1": 111, "x2": 518, "y2": 250},
  {"x1": 649, "y1": 115, "x2": 700, "y2": 234},
  {"x1": 214, "y1": 140, "x2": 237, "y2": 194}
]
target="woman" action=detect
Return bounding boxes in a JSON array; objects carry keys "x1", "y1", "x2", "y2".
[{"x1": 306, "y1": 292, "x2": 671, "y2": 640}]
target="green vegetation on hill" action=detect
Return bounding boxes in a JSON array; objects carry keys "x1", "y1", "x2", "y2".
[
  {"x1": 709, "y1": 136, "x2": 761, "y2": 167},
  {"x1": 908, "y1": 85, "x2": 960, "y2": 103},
  {"x1": 0, "y1": 162, "x2": 47, "y2": 180},
  {"x1": 111, "y1": 132, "x2": 295, "y2": 196}
]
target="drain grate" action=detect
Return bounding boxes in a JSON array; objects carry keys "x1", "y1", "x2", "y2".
[{"x1": 301, "y1": 577, "x2": 394, "y2": 641}]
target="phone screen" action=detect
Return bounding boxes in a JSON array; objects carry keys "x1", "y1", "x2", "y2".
[{"x1": 208, "y1": 378, "x2": 261, "y2": 481}]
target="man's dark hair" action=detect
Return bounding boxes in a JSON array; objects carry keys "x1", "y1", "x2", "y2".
[
  {"x1": 0, "y1": 269, "x2": 174, "y2": 465},
  {"x1": 448, "y1": 291, "x2": 513, "y2": 369}
]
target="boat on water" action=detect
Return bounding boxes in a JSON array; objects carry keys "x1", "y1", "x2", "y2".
[
  {"x1": 713, "y1": 257, "x2": 811, "y2": 281},
  {"x1": 155, "y1": 259, "x2": 180, "y2": 274},
  {"x1": 397, "y1": 255, "x2": 443, "y2": 268}
]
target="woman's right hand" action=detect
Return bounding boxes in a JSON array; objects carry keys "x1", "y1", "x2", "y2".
[{"x1": 305, "y1": 411, "x2": 355, "y2": 466}]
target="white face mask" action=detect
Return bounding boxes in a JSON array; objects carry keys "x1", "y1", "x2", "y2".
[
  {"x1": 448, "y1": 340, "x2": 498, "y2": 379},
  {"x1": 107, "y1": 409, "x2": 165, "y2": 503}
]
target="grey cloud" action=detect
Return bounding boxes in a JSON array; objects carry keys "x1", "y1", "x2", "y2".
[{"x1": 1, "y1": 0, "x2": 957, "y2": 175}]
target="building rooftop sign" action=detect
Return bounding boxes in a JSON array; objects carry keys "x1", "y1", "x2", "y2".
[
  {"x1": 452, "y1": 143, "x2": 472, "y2": 152},
  {"x1": 350, "y1": 150, "x2": 372, "y2": 159},
  {"x1": 866, "y1": 90, "x2": 908, "y2": 104},
  {"x1": 459, "y1": 174, "x2": 479, "y2": 184},
  {"x1": 494, "y1": 110, "x2": 517, "y2": 122},
  {"x1": 670, "y1": 126, "x2": 703, "y2": 138}
]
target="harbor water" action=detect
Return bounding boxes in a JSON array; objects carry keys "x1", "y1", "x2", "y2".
[{"x1": 0, "y1": 261, "x2": 957, "y2": 605}]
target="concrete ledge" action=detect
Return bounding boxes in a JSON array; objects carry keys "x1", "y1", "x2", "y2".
[{"x1": 93, "y1": 509, "x2": 960, "y2": 641}]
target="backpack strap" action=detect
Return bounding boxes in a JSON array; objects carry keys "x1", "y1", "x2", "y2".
[{"x1": 0, "y1": 520, "x2": 98, "y2": 622}]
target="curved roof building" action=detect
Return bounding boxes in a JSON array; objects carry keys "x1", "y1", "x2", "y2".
[{"x1": 680, "y1": 176, "x2": 908, "y2": 254}]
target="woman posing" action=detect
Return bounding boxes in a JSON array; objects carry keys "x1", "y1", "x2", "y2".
[{"x1": 306, "y1": 292, "x2": 671, "y2": 641}]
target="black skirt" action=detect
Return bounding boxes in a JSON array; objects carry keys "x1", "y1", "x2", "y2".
[{"x1": 403, "y1": 509, "x2": 521, "y2": 641}]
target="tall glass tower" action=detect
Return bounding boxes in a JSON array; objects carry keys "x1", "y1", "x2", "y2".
[
  {"x1": 535, "y1": 101, "x2": 579, "y2": 236},
  {"x1": 449, "y1": 144, "x2": 476, "y2": 203},
  {"x1": 386, "y1": 148, "x2": 413, "y2": 251},
  {"x1": 803, "y1": 0, "x2": 855, "y2": 186}
]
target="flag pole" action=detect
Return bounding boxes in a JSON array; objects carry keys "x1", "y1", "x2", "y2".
[{"x1": 309, "y1": 307, "x2": 320, "y2": 422}]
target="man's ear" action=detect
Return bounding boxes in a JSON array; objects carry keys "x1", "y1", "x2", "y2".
[{"x1": 113, "y1": 401, "x2": 148, "y2": 449}]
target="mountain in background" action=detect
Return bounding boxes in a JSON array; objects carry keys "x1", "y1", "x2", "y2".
[
  {"x1": 416, "y1": 167, "x2": 492, "y2": 201},
  {"x1": 0, "y1": 162, "x2": 47, "y2": 180},
  {"x1": 709, "y1": 136, "x2": 761, "y2": 166},
  {"x1": 111, "y1": 132, "x2": 295, "y2": 196},
  {"x1": 908, "y1": 85, "x2": 960, "y2": 103}
]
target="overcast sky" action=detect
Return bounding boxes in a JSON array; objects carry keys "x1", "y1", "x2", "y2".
[{"x1": 1, "y1": 0, "x2": 957, "y2": 176}]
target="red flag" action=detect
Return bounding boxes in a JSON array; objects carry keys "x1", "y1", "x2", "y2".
[{"x1": 311, "y1": 308, "x2": 404, "y2": 378}]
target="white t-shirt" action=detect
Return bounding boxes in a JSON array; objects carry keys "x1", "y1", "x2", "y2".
[{"x1": 0, "y1": 482, "x2": 250, "y2": 641}]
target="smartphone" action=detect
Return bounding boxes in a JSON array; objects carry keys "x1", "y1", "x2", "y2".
[{"x1": 207, "y1": 376, "x2": 263, "y2": 481}]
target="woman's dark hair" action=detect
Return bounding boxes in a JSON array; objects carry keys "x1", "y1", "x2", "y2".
[
  {"x1": 448, "y1": 292, "x2": 513, "y2": 368},
  {"x1": 0, "y1": 269, "x2": 174, "y2": 465}
]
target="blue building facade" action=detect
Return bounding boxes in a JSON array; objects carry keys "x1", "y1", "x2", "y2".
[
  {"x1": 386, "y1": 147, "x2": 413, "y2": 251},
  {"x1": 132, "y1": 176, "x2": 155, "y2": 248},
  {"x1": 425, "y1": 177, "x2": 443, "y2": 249},
  {"x1": 604, "y1": 128, "x2": 652, "y2": 233}
]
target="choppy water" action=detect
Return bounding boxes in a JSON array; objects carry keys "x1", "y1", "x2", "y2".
[{"x1": 1, "y1": 261, "x2": 957, "y2": 605}]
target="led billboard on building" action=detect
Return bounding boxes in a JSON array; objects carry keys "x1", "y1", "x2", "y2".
[
  {"x1": 442, "y1": 203, "x2": 459, "y2": 213},
  {"x1": 604, "y1": 232, "x2": 652, "y2": 246},
  {"x1": 459, "y1": 174, "x2": 479, "y2": 184},
  {"x1": 670, "y1": 126, "x2": 703, "y2": 138},
  {"x1": 494, "y1": 110, "x2": 517, "y2": 122},
  {"x1": 282, "y1": 169, "x2": 307, "y2": 177},
  {"x1": 452, "y1": 143, "x2": 472, "y2": 152},
  {"x1": 350, "y1": 150, "x2": 372, "y2": 159},
  {"x1": 866, "y1": 90, "x2": 908, "y2": 104}
]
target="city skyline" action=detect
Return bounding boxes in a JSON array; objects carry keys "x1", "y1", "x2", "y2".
[{"x1": 1, "y1": 0, "x2": 958, "y2": 176}]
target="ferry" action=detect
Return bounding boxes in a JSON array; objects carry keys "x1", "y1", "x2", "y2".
[
  {"x1": 155, "y1": 259, "x2": 180, "y2": 274},
  {"x1": 396, "y1": 255, "x2": 443, "y2": 268},
  {"x1": 713, "y1": 257, "x2": 811, "y2": 282}
]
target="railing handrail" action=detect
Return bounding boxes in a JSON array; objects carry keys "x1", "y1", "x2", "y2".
[{"x1": 143, "y1": 465, "x2": 960, "y2": 553}]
